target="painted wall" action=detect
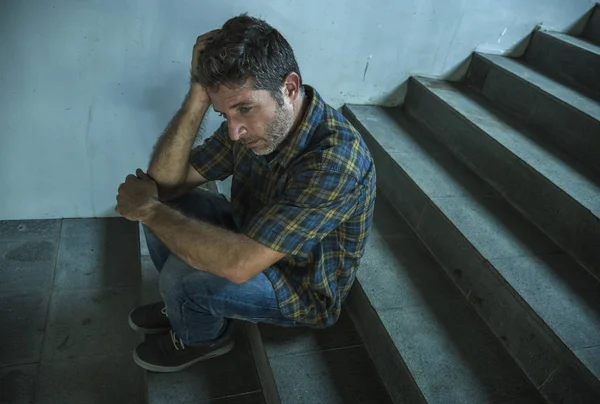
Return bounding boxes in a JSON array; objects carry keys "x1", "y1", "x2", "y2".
[{"x1": 0, "y1": 0, "x2": 594, "y2": 219}]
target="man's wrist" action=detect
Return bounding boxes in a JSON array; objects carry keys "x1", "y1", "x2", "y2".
[
  {"x1": 139, "y1": 199, "x2": 163, "y2": 225},
  {"x1": 187, "y1": 83, "x2": 211, "y2": 105}
]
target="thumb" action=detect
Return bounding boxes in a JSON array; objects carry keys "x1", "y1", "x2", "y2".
[{"x1": 136, "y1": 168, "x2": 151, "y2": 181}]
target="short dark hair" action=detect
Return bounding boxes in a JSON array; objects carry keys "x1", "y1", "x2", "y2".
[{"x1": 195, "y1": 14, "x2": 302, "y2": 105}]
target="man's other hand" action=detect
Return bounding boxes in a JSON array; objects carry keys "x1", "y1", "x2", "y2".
[{"x1": 116, "y1": 169, "x2": 160, "y2": 222}]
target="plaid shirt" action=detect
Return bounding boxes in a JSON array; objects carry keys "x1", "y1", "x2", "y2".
[{"x1": 190, "y1": 86, "x2": 376, "y2": 327}]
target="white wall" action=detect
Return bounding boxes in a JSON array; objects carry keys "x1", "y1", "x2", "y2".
[{"x1": 0, "y1": 0, "x2": 594, "y2": 219}]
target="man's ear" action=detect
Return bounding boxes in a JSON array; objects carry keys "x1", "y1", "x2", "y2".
[{"x1": 283, "y1": 72, "x2": 301, "y2": 102}]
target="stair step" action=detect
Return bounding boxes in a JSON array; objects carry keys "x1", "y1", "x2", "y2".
[
  {"x1": 467, "y1": 53, "x2": 600, "y2": 175},
  {"x1": 583, "y1": 5, "x2": 600, "y2": 46},
  {"x1": 344, "y1": 104, "x2": 600, "y2": 403},
  {"x1": 406, "y1": 76, "x2": 600, "y2": 280},
  {"x1": 525, "y1": 30, "x2": 600, "y2": 100},
  {"x1": 345, "y1": 193, "x2": 541, "y2": 404},
  {"x1": 258, "y1": 312, "x2": 392, "y2": 404}
]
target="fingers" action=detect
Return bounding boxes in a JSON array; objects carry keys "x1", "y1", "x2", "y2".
[
  {"x1": 194, "y1": 29, "x2": 220, "y2": 51},
  {"x1": 196, "y1": 29, "x2": 220, "y2": 44}
]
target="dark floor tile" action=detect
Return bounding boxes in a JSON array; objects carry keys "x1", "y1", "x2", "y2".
[
  {"x1": 0, "y1": 363, "x2": 38, "y2": 404},
  {"x1": 539, "y1": 363, "x2": 600, "y2": 403},
  {"x1": 379, "y1": 299, "x2": 535, "y2": 404},
  {"x1": 61, "y1": 217, "x2": 138, "y2": 236},
  {"x1": 35, "y1": 353, "x2": 145, "y2": 404},
  {"x1": 494, "y1": 394, "x2": 546, "y2": 404},
  {"x1": 0, "y1": 220, "x2": 61, "y2": 240},
  {"x1": 54, "y1": 218, "x2": 141, "y2": 290},
  {"x1": 42, "y1": 287, "x2": 141, "y2": 361},
  {"x1": 147, "y1": 326, "x2": 260, "y2": 403},
  {"x1": 198, "y1": 392, "x2": 265, "y2": 404},
  {"x1": 0, "y1": 239, "x2": 57, "y2": 293},
  {"x1": 576, "y1": 345, "x2": 600, "y2": 380},
  {"x1": 0, "y1": 292, "x2": 49, "y2": 366},
  {"x1": 259, "y1": 310, "x2": 362, "y2": 358},
  {"x1": 269, "y1": 345, "x2": 392, "y2": 404}
]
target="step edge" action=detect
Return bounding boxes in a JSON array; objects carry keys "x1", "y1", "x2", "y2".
[
  {"x1": 472, "y1": 52, "x2": 600, "y2": 121},
  {"x1": 538, "y1": 30, "x2": 600, "y2": 56},
  {"x1": 410, "y1": 77, "x2": 600, "y2": 216},
  {"x1": 345, "y1": 281, "x2": 427, "y2": 404},
  {"x1": 245, "y1": 323, "x2": 281, "y2": 404}
]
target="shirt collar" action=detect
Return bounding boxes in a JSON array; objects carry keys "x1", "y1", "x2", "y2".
[{"x1": 267, "y1": 85, "x2": 325, "y2": 169}]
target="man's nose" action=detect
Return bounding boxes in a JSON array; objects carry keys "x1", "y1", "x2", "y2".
[{"x1": 228, "y1": 119, "x2": 246, "y2": 141}]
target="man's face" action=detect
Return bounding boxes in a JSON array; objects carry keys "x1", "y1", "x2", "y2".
[{"x1": 209, "y1": 82, "x2": 295, "y2": 156}]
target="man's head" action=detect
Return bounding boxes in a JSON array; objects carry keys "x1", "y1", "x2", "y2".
[{"x1": 195, "y1": 15, "x2": 304, "y2": 155}]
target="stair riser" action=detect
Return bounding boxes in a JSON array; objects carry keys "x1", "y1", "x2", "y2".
[
  {"x1": 345, "y1": 282, "x2": 426, "y2": 404},
  {"x1": 525, "y1": 31, "x2": 600, "y2": 100},
  {"x1": 467, "y1": 54, "x2": 600, "y2": 175},
  {"x1": 583, "y1": 6, "x2": 600, "y2": 46},
  {"x1": 404, "y1": 78, "x2": 600, "y2": 281},
  {"x1": 346, "y1": 106, "x2": 600, "y2": 403}
]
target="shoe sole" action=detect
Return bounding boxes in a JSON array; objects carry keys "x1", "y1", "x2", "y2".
[
  {"x1": 128, "y1": 308, "x2": 172, "y2": 335},
  {"x1": 132, "y1": 339, "x2": 235, "y2": 373}
]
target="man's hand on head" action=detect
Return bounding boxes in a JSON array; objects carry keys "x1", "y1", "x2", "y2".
[
  {"x1": 190, "y1": 29, "x2": 220, "y2": 105},
  {"x1": 115, "y1": 169, "x2": 161, "y2": 222}
]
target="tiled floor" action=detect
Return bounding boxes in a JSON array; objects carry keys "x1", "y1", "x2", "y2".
[
  {"x1": 0, "y1": 218, "x2": 146, "y2": 404},
  {"x1": 0, "y1": 217, "x2": 266, "y2": 404}
]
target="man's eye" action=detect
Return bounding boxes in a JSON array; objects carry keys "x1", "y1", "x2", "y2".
[{"x1": 239, "y1": 106, "x2": 252, "y2": 114}]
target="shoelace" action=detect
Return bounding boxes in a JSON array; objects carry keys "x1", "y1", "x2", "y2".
[
  {"x1": 161, "y1": 306, "x2": 168, "y2": 317},
  {"x1": 169, "y1": 329, "x2": 185, "y2": 351}
]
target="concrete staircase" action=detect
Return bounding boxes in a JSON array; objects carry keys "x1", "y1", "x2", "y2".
[{"x1": 343, "y1": 5, "x2": 600, "y2": 404}]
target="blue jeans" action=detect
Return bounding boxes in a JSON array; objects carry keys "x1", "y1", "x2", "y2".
[{"x1": 143, "y1": 189, "x2": 297, "y2": 346}]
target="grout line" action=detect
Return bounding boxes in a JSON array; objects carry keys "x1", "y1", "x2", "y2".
[
  {"x1": 538, "y1": 364, "x2": 560, "y2": 391},
  {"x1": 51, "y1": 283, "x2": 145, "y2": 294},
  {"x1": 197, "y1": 390, "x2": 263, "y2": 404},
  {"x1": 0, "y1": 361, "x2": 40, "y2": 369},
  {"x1": 32, "y1": 218, "x2": 63, "y2": 403},
  {"x1": 38, "y1": 219, "x2": 63, "y2": 359},
  {"x1": 485, "y1": 393, "x2": 542, "y2": 404},
  {"x1": 267, "y1": 343, "x2": 365, "y2": 360}
]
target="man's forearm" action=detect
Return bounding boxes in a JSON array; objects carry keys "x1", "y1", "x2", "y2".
[
  {"x1": 142, "y1": 201, "x2": 243, "y2": 281},
  {"x1": 148, "y1": 85, "x2": 210, "y2": 190}
]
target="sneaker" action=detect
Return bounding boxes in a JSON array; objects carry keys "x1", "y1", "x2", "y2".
[
  {"x1": 133, "y1": 322, "x2": 235, "y2": 372},
  {"x1": 128, "y1": 302, "x2": 171, "y2": 334}
]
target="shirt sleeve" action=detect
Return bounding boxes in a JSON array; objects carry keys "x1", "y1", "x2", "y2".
[
  {"x1": 190, "y1": 122, "x2": 233, "y2": 181},
  {"x1": 244, "y1": 168, "x2": 360, "y2": 257}
]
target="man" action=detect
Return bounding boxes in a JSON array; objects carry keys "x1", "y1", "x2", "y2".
[{"x1": 116, "y1": 14, "x2": 376, "y2": 373}]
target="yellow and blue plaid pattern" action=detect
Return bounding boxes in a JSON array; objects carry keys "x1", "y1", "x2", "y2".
[{"x1": 191, "y1": 86, "x2": 376, "y2": 327}]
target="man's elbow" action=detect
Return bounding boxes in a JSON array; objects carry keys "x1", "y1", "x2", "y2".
[
  {"x1": 225, "y1": 265, "x2": 251, "y2": 285},
  {"x1": 224, "y1": 259, "x2": 259, "y2": 285}
]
